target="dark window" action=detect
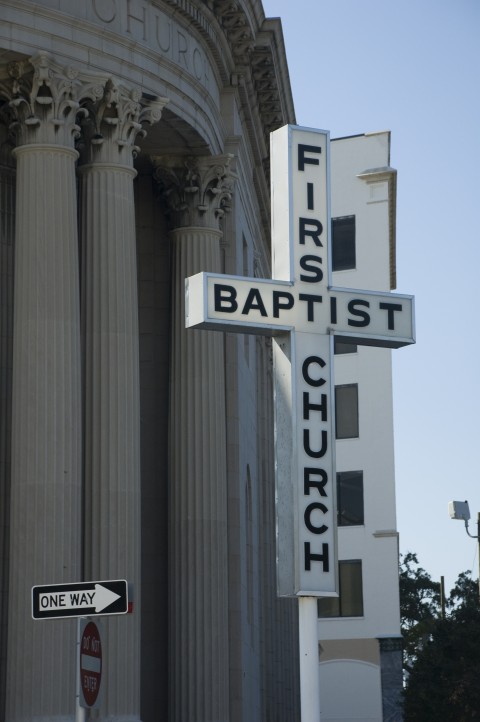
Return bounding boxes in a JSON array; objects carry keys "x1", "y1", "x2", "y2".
[
  {"x1": 334, "y1": 338, "x2": 357, "y2": 355},
  {"x1": 318, "y1": 560, "x2": 364, "y2": 618},
  {"x1": 335, "y1": 384, "x2": 359, "y2": 439},
  {"x1": 337, "y1": 471, "x2": 364, "y2": 526},
  {"x1": 332, "y1": 215, "x2": 356, "y2": 271}
]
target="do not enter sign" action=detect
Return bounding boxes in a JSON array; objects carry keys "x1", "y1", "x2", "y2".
[{"x1": 80, "y1": 620, "x2": 102, "y2": 708}]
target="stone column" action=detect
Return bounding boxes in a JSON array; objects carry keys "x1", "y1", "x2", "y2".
[
  {"x1": 154, "y1": 156, "x2": 233, "y2": 722},
  {"x1": 0, "y1": 113, "x2": 15, "y2": 721},
  {"x1": 79, "y1": 81, "x2": 166, "y2": 720},
  {"x1": 1, "y1": 55, "x2": 83, "y2": 721},
  {"x1": 378, "y1": 636, "x2": 404, "y2": 722}
]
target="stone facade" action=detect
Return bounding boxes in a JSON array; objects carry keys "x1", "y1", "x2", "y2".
[
  {"x1": 378, "y1": 636, "x2": 404, "y2": 722},
  {"x1": 0, "y1": 2, "x2": 299, "y2": 721}
]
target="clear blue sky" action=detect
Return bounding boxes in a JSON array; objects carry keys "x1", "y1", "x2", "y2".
[{"x1": 262, "y1": 0, "x2": 480, "y2": 593}]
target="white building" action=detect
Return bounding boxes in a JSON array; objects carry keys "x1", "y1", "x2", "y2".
[{"x1": 318, "y1": 131, "x2": 403, "y2": 722}]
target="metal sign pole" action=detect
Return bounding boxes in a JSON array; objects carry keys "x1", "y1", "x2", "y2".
[{"x1": 299, "y1": 598, "x2": 321, "y2": 720}]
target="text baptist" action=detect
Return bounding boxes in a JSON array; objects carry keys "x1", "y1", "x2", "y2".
[{"x1": 213, "y1": 283, "x2": 402, "y2": 331}]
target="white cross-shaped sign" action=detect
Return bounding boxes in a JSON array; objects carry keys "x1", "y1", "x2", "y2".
[{"x1": 186, "y1": 124, "x2": 415, "y2": 599}]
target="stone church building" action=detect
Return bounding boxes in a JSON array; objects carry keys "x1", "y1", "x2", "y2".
[{"x1": 0, "y1": 1, "x2": 300, "y2": 720}]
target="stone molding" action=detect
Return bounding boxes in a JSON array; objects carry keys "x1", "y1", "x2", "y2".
[
  {"x1": 357, "y1": 164, "x2": 397, "y2": 290},
  {"x1": 164, "y1": 0, "x2": 294, "y2": 145},
  {"x1": 0, "y1": 5, "x2": 294, "y2": 189},
  {"x1": 152, "y1": 153, "x2": 235, "y2": 229}
]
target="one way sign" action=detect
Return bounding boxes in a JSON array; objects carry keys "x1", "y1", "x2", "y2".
[{"x1": 32, "y1": 580, "x2": 128, "y2": 619}]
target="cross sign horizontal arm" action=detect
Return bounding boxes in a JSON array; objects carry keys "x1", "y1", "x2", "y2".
[{"x1": 186, "y1": 272, "x2": 414, "y2": 348}]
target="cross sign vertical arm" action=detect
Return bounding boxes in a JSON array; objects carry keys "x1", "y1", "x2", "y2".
[
  {"x1": 185, "y1": 125, "x2": 415, "y2": 721},
  {"x1": 271, "y1": 127, "x2": 335, "y2": 722}
]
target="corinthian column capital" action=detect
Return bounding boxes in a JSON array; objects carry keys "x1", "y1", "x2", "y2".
[
  {"x1": 152, "y1": 154, "x2": 235, "y2": 229},
  {"x1": 0, "y1": 55, "x2": 168, "y2": 160},
  {"x1": 79, "y1": 79, "x2": 168, "y2": 166},
  {"x1": 0, "y1": 54, "x2": 86, "y2": 147}
]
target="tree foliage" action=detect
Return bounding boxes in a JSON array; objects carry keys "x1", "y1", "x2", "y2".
[
  {"x1": 399, "y1": 552, "x2": 440, "y2": 671},
  {"x1": 400, "y1": 553, "x2": 480, "y2": 721}
]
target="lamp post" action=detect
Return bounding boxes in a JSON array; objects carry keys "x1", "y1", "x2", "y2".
[{"x1": 448, "y1": 500, "x2": 480, "y2": 600}]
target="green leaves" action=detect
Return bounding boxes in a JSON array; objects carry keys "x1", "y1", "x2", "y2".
[{"x1": 400, "y1": 553, "x2": 480, "y2": 721}]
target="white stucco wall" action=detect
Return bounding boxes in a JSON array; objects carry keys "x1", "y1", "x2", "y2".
[
  {"x1": 319, "y1": 660, "x2": 383, "y2": 721},
  {"x1": 324, "y1": 131, "x2": 401, "y2": 636}
]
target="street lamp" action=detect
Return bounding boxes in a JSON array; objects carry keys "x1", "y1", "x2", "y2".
[{"x1": 448, "y1": 500, "x2": 480, "y2": 599}]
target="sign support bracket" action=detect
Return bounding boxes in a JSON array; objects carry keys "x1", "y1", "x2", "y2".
[{"x1": 75, "y1": 617, "x2": 87, "y2": 722}]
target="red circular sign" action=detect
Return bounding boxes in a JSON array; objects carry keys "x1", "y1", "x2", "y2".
[{"x1": 80, "y1": 621, "x2": 102, "y2": 707}]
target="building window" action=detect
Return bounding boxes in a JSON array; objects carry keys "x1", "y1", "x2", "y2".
[
  {"x1": 337, "y1": 471, "x2": 364, "y2": 526},
  {"x1": 318, "y1": 560, "x2": 364, "y2": 618},
  {"x1": 334, "y1": 337, "x2": 357, "y2": 355},
  {"x1": 335, "y1": 384, "x2": 359, "y2": 439},
  {"x1": 332, "y1": 215, "x2": 356, "y2": 271}
]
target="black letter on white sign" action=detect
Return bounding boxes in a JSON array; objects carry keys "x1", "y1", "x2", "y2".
[
  {"x1": 298, "y1": 144, "x2": 322, "y2": 171},
  {"x1": 273, "y1": 291, "x2": 294, "y2": 317},
  {"x1": 348, "y1": 299, "x2": 370, "y2": 327},
  {"x1": 304, "y1": 542, "x2": 329, "y2": 572},
  {"x1": 304, "y1": 467, "x2": 328, "y2": 497},
  {"x1": 299, "y1": 218, "x2": 323, "y2": 246},
  {"x1": 303, "y1": 392, "x2": 327, "y2": 422},
  {"x1": 304, "y1": 429, "x2": 328, "y2": 458},
  {"x1": 242, "y1": 288, "x2": 268, "y2": 317},
  {"x1": 304, "y1": 502, "x2": 328, "y2": 534},
  {"x1": 214, "y1": 284, "x2": 238, "y2": 313},
  {"x1": 379, "y1": 302, "x2": 402, "y2": 330},
  {"x1": 302, "y1": 356, "x2": 326, "y2": 387},
  {"x1": 299, "y1": 255, "x2": 323, "y2": 283}
]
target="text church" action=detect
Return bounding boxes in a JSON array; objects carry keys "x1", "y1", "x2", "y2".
[{"x1": 0, "y1": 2, "x2": 408, "y2": 720}]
